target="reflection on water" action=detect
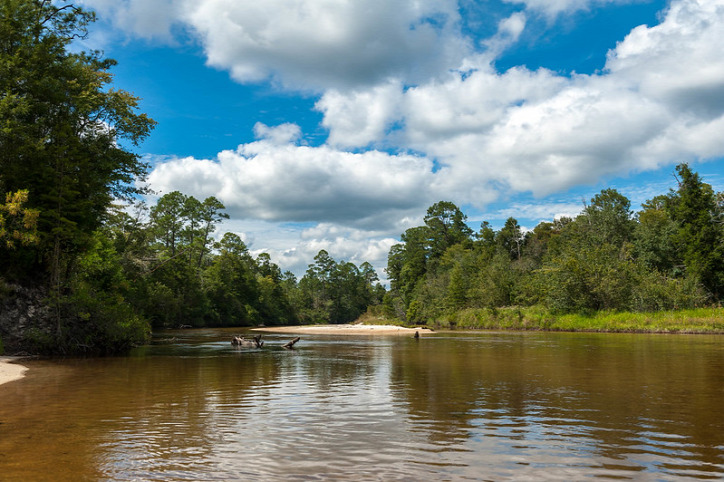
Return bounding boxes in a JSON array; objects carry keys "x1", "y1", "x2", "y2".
[{"x1": 1, "y1": 329, "x2": 722, "y2": 480}]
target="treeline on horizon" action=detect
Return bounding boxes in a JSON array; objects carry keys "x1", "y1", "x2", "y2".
[
  {"x1": 84, "y1": 190, "x2": 384, "y2": 333},
  {"x1": 0, "y1": 1, "x2": 381, "y2": 355},
  {"x1": 381, "y1": 165, "x2": 724, "y2": 327}
]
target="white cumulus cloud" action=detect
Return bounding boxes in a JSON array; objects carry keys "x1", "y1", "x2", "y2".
[
  {"x1": 184, "y1": 0, "x2": 469, "y2": 90},
  {"x1": 146, "y1": 124, "x2": 436, "y2": 228},
  {"x1": 80, "y1": 0, "x2": 469, "y2": 90},
  {"x1": 317, "y1": 81, "x2": 404, "y2": 148}
]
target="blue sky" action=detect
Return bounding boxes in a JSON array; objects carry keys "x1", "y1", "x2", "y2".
[{"x1": 78, "y1": 0, "x2": 724, "y2": 278}]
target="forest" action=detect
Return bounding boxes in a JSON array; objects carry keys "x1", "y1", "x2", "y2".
[{"x1": 382, "y1": 172, "x2": 724, "y2": 329}]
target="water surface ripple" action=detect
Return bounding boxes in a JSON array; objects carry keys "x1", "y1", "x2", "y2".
[{"x1": 0, "y1": 329, "x2": 722, "y2": 480}]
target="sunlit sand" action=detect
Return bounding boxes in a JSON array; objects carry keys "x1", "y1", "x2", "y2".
[
  {"x1": 0, "y1": 357, "x2": 28, "y2": 386},
  {"x1": 253, "y1": 324, "x2": 432, "y2": 335}
]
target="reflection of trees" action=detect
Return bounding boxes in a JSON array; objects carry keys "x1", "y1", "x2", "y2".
[
  {"x1": 390, "y1": 337, "x2": 490, "y2": 446},
  {"x1": 390, "y1": 333, "x2": 724, "y2": 473}
]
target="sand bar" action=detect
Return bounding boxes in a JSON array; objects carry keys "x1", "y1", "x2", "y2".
[
  {"x1": 253, "y1": 324, "x2": 432, "y2": 335},
  {"x1": 0, "y1": 357, "x2": 28, "y2": 386}
]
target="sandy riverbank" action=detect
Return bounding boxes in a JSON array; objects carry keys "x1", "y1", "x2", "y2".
[
  {"x1": 0, "y1": 357, "x2": 28, "y2": 386},
  {"x1": 253, "y1": 324, "x2": 433, "y2": 335}
]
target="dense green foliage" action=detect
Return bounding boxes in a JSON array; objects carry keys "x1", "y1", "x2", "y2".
[
  {"x1": 385, "y1": 172, "x2": 723, "y2": 327},
  {"x1": 0, "y1": 0, "x2": 156, "y2": 354},
  {"x1": 96, "y1": 193, "x2": 383, "y2": 331},
  {"x1": 295, "y1": 250, "x2": 385, "y2": 324},
  {"x1": 0, "y1": 1, "x2": 154, "y2": 275}
]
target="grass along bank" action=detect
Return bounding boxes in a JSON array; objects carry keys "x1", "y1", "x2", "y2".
[{"x1": 362, "y1": 306, "x2": 724, "y2": 334}]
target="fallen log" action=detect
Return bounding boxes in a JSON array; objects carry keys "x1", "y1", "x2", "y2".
[
  {"x1": 282, "y1": 337, "x2": 301, "y2": 349},
  {"x1": 231, "y1": 334, "x2": 264, "y2": 348}
]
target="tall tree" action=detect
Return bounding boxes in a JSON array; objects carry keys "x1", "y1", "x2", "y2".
[
  {"x1": 0, "y1": 0, "x2": 155, "y2": 283},
  {"x1": 195, "y1": 197, "x2": 229, "y2": 267},
  {"x1": 474, "y1": 220, "x2": 497, "y2": 258},
  {"x1": 150, "y1": 191, "x2": 187, "y2": 257},
  {"x1": 634, "y1": 195, "x2": 679, "y2": 275},
  {"x1": 398, "y1": 226, "x2": 430, "y2": 303},
  {"x1": 670, "y1": 164, "x2": 724, "y2": 298},
  {"x1": 203, "y1": 233, "x2": 259, "y2": 326},
  {"x1": 581, "y1": 188, "x2": 634, "y2": 246},
  {"x1": 496, "y1": 217, "x2": 524, "y2": 260},
  {"x1": 424, "y1": 201, "x2": 472, "y2": 259}
]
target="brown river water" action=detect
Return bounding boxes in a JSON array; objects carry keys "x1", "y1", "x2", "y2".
[{"x1": 0, "y1": 328, "x2": 722, "y2": 480}]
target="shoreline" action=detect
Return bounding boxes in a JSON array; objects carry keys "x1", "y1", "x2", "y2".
[
  {"x1": 0, "y1": 356, "x2": 28, "y2": 386},
  {"x1": 253, "y1": 324, "x2": 433, "y2": 335}
]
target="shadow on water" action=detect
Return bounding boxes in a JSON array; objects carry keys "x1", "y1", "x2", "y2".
[{"x1": 0, "y1": 328, "x2": 722, "y2": 480}]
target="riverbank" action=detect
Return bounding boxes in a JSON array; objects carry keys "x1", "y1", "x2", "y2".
[
  {"x1": 428, "y1": 306, "x2": 724, "y2": 333},
  {"x1": 254, "y1": 324, "x2": 433, "y2": 335},
  {"x1": 0, "y1": 357, "x2": 28, "y2": 386}
]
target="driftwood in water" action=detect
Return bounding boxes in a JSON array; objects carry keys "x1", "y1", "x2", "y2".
[
  {"x1": 231, "y1": 334, "x2": 264, "y2": 348},
  {"x1": 282, "y1": 337, "x2": 301, "y2": 349},
  {"x1": 231, "y1": 334, "x2": 299, "y2": 349}
]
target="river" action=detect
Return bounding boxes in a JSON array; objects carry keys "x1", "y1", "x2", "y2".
[{"x1": 1, "y1": 328, "x2": 722, "y2": 480}]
